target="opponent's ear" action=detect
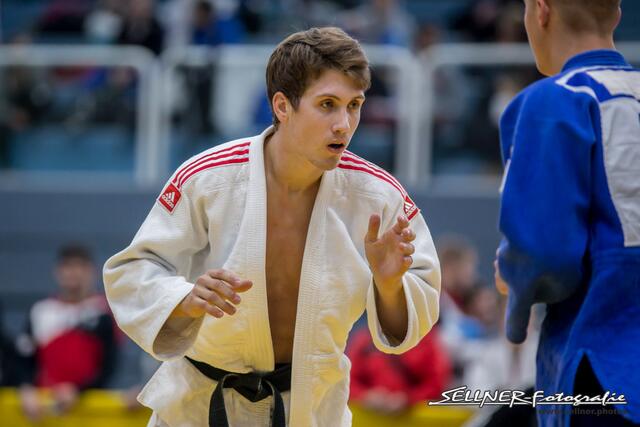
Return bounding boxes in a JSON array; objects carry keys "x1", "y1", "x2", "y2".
[
  {"x1": 614, "y1": 6, "x2": 622, "y2": 29},
  {"x1": 536, "y1": 0, "x2": 551, "y2": 28},
  {"x1": 272, "y1": 92, "x2": 290, "y2": 125}
]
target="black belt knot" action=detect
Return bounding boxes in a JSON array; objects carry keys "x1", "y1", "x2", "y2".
[{"x1": 186, "y1": 357, "x2": 291, "y2": 427}]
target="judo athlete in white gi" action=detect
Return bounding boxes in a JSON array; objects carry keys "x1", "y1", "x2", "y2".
[{"x1": 104, "y1": 27, "x2": 440, "y2": 427}]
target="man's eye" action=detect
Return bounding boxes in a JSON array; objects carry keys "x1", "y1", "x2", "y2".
[
  {"x1": 349, "y1": 102, "x2": 361, "y2": 110},
  {"x1": 321, "y1": 100, "x2": 334, "y2": 109}
]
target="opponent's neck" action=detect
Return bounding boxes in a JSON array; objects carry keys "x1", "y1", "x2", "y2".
[{"x1": 548, "y1": 32, "x2": 615, "y2": 74}]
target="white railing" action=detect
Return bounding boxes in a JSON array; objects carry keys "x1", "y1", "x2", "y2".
[
  {"x1": 415, "y1": 42, "x2": 640, "y2": 187},
  {"x1": 0, "y1": 45, "x2": 162, "y2": 186},
  {"x1": 2, "y1": 42, "x2": 640, "y2": 189}
]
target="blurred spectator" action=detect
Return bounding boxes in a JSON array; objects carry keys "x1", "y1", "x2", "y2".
[
  {"x1": 288, "y1": 0, "x2": 342, "y2": 29},
  {"x1": 0, "y1": 302, "x2": 20, "y2": 387},
  {"x1": 466, "y1": 284, "x2": 501, "y2": 338},
  {"x1": 15, "y1": 245, "x2": 118, "y2": 421},
  {"x1": 166, "y1": 1, "x2": 248, "y2": 135},
  {"x1": 0, "y1": 33, "x2": 54, "y2": 168},
  {"x1": 66, "y1": 67, "x2": 137, "y2": 129},
  {"x1": 436, "y1": 235, "x2": 487, "y2": 385},
  {"x1": 452, "y1": 0, "x2": 500, "y2": 42},
  {"x1": 462, "y1": 70, "x2": 536, "y2": 173},
  {"x1": 0, "y1": 34, "x2": 54, "y2": 129},
  {"x1": 413, "y1": 23, "x2": 442, "y2": 52},
  {"x1": 191, "y1": 0, "x2": 245, "y2": 46},
  {"x1": 159, "y1": 0, "x2": 195, "y2": 50},
  {"x1": 236, "y1": 0, "x2": 264, "y2": 35},
  {"x1": 488, "y1": 73, "x2": 523, "y2": 128},
  {"x1": 494, "y1": 2, "x2": 526, "y2": 43},
  {"x1": 36, "y1": 0, "x2": 92, "y2": 38},
  {"x1": 438, "y1": 235, "x2": 478, "y2": 311},
  {"x1": 117, "y1": 0, "x2": 165, "y2": 55},
  {"x1": 462, "y1": 302, "x2": 539, "y2": 427},
  {"x1": 348, "y1": 325, "x2": 452, "y2": 414},
  {"x1": 161, "y1": 0, "x2": 246, "y2": 50},
  {"x1": 452, "y1": 0, "x2": 527, "y2": 43},
  {"x1": 84, "y1": 0, "x2": 126, "y2": 44},
  {"x1": 463, "y1": 311, "x2": 538, "y2": 393},
  {"x1": 339, "y1": 0, "x2": 416, "y2": 47},
  {"x1": 414, "y1": 23, "x2": 485, "y2": 174}
]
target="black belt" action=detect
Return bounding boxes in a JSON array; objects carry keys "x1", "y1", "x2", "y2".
[{"x1": 185, "y1": 357, "x2": 291, "y2": 427}]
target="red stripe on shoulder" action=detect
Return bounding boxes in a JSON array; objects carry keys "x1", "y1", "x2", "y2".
[
  {"x1": 338, "y1": 163, "x2": 404, "y2": 195},
  {"x1": 177, "y1": 156, "x2": 249, "y2": 188},
  {"x1": 341, "y1": 152, "x2": 405, "y2": 194},
  {"x1": 339, "y1": 152, "x2": 419, "y2": 220},
  {"x1": 173, "y1": 141, "x2": 250, "y2": 185}
]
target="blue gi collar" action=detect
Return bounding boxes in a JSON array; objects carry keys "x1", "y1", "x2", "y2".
[{"x1": 562, "y1": 49, "x2": 630, "y2": 72}]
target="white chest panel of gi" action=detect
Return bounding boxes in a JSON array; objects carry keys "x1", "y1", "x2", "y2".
[{"x1": 588, "y1": 69, "x2": 640, "y2": 247}]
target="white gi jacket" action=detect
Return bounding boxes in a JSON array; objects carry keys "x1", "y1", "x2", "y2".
[{"x1": 104, "y1": 127, "x2": 441, "y2": 427}]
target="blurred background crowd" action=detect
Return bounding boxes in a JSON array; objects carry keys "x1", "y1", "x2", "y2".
[{"x1": 0, "y1": 1, "x2": 639, "y2": 426}]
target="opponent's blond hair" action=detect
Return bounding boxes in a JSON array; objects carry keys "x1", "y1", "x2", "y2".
[
  {"x1": 265, "y1": 27, "x2": 371, "y2": 127},
  {"x1": 552, "y1": 0, "x2": 621, "y2": 35}
]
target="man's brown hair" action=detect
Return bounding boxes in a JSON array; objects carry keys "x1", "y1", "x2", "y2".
[
  {"x1": 265, "y1": 27, "x2": 371, "y2": 127},
  {"x1": 553, "y1": 0, "x2": 621, "y2": 34}
]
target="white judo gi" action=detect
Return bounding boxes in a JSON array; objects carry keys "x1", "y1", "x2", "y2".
[{"x1": 103, "y1": 127, "x2": 441, "y2": 427}]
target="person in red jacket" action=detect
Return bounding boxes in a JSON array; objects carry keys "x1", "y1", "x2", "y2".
[
  {"x1": 16, "y1": 244, "x2": 118, "y2": 421},
  {"x1": 347, "y1": 324, "x2": 452, "y2": 414}
]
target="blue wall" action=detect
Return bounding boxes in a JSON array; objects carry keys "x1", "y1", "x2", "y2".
[{"x1": 0, "y1": 186, "x2": 501, "y2": 327}]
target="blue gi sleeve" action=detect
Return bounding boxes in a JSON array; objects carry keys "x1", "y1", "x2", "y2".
[{"x1": 497, "y1": 82, "x2": 596, "y2": 343}]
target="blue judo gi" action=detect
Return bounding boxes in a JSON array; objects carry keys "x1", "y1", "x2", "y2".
[{"x1": 497, "y1": 50, "x2": 640, "y2": 426}]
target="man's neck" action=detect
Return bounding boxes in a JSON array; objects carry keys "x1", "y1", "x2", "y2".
[
  {"x1": 264, "y1": 129, "x2": 323, "y2": 195},
  {"x1": 549, "y1": 32, "x2": 615, "y2": 74}
]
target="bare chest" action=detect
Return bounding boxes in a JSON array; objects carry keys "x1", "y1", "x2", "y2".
[{"x1": 265, "y1": 192, "x2": 316, "y2": 363}]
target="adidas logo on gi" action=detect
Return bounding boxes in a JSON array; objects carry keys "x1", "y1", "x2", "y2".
[
  {"x1": 162, "y1": 191, "x2": 176, "y2": 207},
  {"x1": 403, "y1": 195, "x2": 418, "y2": 220},
  {"x1": 158, "y1": 183, "x2": 182, "y2": 213}
]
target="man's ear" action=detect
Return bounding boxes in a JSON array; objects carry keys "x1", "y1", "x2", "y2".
[
  {"x1": 536, "y1": 0, "x2": 551, "y2": 28},
  {"x1": 272, "y1": 92, "x2": 290, "y2": 125},
  {"x1": 614, "y1": 6, "x2": 622, "y2": 29}
]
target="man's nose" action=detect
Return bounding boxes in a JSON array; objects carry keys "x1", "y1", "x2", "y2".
[{"x1": 332, "y1": 109, "x2": 350, "y2": 134}]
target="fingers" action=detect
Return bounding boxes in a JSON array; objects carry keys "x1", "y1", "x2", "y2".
[
  {"x1": 192, "y1": 269, "x2": 254, "y2": 318},
  {"x1": 403, "y1": 256, "x2": 413, "y2": 268},
  {"x1": 365, "y1": 214, "x2": 381, "y2": 243},
  {"x1": 392, "y1": 215, "x2": 410, "y2": 234},
  {"x1": 198, "y1": 274, "x2": 241, "y2": 304},
  {"x1": 193, "y1": 285, "x2": 237, "y2": 316},
  {"x1": 400, "y1": 242, "x2": 414, "y2": 256},
  {"x1": 392, "y1": 215, "x2": 416, "y2": 242},
  {"x1": 206, "y1": 269, "x2": 253, "y2": 293},
  {"x1": 400, "y1": 226, "x2": 415, "y2": 242}
]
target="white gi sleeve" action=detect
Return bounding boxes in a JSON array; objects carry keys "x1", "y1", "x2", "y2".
[
  {"x1": 366, "y1": 201, "x2": 441, "y2": 354},
  {"x1": 103, "y1": 179, "x2": 209, "y2": 361}
]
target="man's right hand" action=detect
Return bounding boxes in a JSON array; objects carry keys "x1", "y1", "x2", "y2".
[{"x1": 171, "y1": 269, "x2": 253, "y2": 319}]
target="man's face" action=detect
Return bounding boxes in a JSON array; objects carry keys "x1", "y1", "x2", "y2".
[
  {"x1": 284, "y1": 68, "x2": 365, "y2": 171},
  {"x1": 55, "y1": 257, "x2": 95, "y2": 299}
]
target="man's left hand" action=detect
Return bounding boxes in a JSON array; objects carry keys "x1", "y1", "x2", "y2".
[{"x1": 365, "y1": 214, "x2": 415, "y2": 296}]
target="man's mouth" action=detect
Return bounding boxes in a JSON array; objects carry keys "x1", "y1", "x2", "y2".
[{"x1": 327, "y1": 142, "x2": 346, "y2": 153}]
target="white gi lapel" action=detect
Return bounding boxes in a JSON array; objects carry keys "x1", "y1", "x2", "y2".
[
  {"x1": 288, "y1": 168, "x2": 335, "y2": 425},
  {"x1": 238, "y1": 127, "x2": 337, "y2": 424},
  {"x1": 241, "y1": 127, "x2": 276, "y2": 372}
]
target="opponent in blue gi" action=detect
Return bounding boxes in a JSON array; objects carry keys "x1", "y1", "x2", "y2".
[{"x1": 495, "y1": 0, "x2": 640, "y2": 426}]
